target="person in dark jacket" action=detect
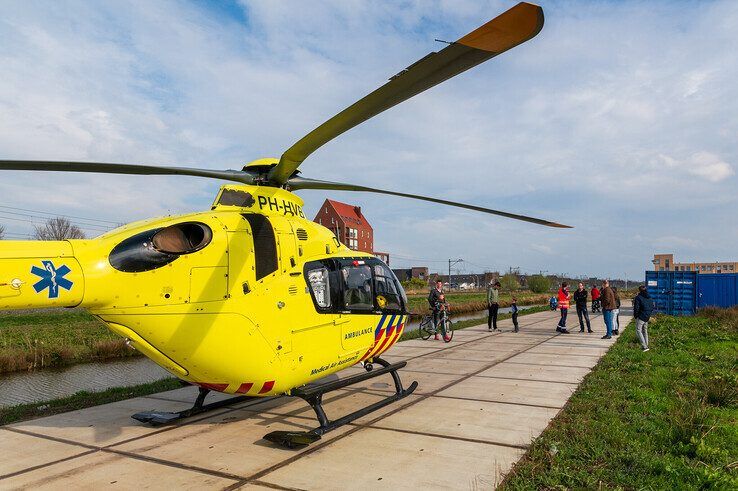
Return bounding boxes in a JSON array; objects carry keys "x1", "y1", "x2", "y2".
[
  {"x1": 633, "y1": 285, "x2": 654, "y2": 351},
  {"x1": 600, "y1": 280, "x2": 617, "y2": 339},
  {"x1": 511, "y1": 296, "x2": 520, "y2": 333},
  {"x1": 428, "y1": 280, "x2": 449, "y2": 341},
  {"x1": 573, "y1": 282, "x2": 592, "y2": 333}
]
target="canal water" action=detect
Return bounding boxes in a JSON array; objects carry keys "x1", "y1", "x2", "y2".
[{"x1": 0, "y1": 305, "x2": 536, "y2": 408}]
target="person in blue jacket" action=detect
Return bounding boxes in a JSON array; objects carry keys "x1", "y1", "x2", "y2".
[{"x1": 633, "y1": 285, "x2": 655, "y2": 351}]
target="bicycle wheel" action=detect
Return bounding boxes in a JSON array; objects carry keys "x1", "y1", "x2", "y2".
[
  {"x1": 443, "y1": 319, "x2": 454, "y2": 342},
  {"x1": 419, "y1": 316, "x2": 433, "y2": 340}
]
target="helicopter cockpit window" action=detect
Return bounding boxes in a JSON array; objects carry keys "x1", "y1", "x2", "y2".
[
  {"x1": 341, "y1": 264, "x2": 373, "y2": 311},
  {"x1": 307, "y1": 267, "x2": 331, "y2": 308},
  {"x1": 373, "y1": 263, "x2": 403, "y2": 312}
]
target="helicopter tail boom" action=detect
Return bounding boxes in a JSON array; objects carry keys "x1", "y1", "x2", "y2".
[{"x1": 0, "y1": 240, "x2": 85, "y2": 310}]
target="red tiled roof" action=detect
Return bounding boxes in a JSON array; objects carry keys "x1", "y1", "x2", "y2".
[{"x1": 326, "y1": 199, "x2": 373, "y2": 229}]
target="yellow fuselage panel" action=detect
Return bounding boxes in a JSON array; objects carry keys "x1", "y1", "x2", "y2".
[{"x1": 0, "y1": 185, "x2": 406, "y2": 396}]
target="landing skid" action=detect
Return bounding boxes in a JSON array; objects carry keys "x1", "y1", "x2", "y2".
[
  {"x1": 131, "y1": 386, "x2": 256, "y2": 425},
  {"x1": 263, "y1": 358, "x2": 418, "y2": 449}
]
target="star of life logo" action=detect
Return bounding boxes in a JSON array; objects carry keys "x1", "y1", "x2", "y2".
[{"x1": 31, "y1": 260, "x2": 73, "y2": 299}]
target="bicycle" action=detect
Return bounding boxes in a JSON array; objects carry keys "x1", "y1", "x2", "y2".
[{"x1": 418, "y1": 303, "x2": 453, "y2": 342}]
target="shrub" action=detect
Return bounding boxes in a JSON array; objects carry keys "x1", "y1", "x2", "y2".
[
  {"x1": 499, "y1": 274, "x2": 520, "y2": 291},
  {"x1": 401, "y1": 277, "x2": 427, "y2": 291},
  {"x1": 527, "y1": 274, "x2": 550, "y2": 293}
]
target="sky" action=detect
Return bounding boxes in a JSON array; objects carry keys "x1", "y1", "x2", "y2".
[{"x1": 0, "y1": 0, "x2": 736, "y2": 281}]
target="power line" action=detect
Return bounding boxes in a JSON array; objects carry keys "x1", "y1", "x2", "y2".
[
  {"x1": 0, "y1": 204, "x2": 120, "y2": 225},
  {"x1": 0, "y1": 213, "x2": 111, "y2": 232},
  {"x1": 0, "y1": 211, "x2": 112, "y2": 231}
]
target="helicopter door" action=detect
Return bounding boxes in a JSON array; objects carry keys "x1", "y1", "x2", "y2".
[{"x1": 239, "y1": 214, "x2": 293, "y2": 354}]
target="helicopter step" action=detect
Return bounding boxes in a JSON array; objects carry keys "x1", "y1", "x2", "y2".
[
  {"x1": 131, "y1": 386, "x2": 257, "y2": 425},
  {"x1": 263, "y1": 358, "x2": 418, "y2": 449}
]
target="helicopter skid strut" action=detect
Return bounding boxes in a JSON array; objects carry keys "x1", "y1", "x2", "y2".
[
  {"x1": 263, "y1": 358, "x2": 418, "y2": 449},
  {"x1": 131, "y1": 386, "x2": 256, "y2": 426}
]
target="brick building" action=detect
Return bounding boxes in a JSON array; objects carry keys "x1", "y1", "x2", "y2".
[
  {"x1": 652, "y1": 253, "x2": 738, "y2": 274},
  {"x1": 392, "y1": 267, "x2": 429, "y2": 282},
  {"x1": 313, "y1": 199, "x2": 374, "y2": 253}
]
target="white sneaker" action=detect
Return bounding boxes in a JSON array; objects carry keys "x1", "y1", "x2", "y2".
[{"x1": 642, "y1": 347, "x2": 650, "y2": 352}]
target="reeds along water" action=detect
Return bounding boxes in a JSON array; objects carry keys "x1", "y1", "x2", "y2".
[{"x1": 0, "y1": 338, "x2": 135, "y2": 374}]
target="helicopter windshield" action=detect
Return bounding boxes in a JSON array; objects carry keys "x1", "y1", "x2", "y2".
[{"x1": 341, "y1": 264, "x2": 373, "y2": 311}]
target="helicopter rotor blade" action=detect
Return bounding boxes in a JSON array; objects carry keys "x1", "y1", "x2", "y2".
[
  {"x1": 0, "y1": 160, "x2": 257, "y2": 184},
  {"x1": 287, "y1": 176, "x2": 571, "y2": 228},
  {"x1": 267, "y1": 2, "x2": 544, "y2": 186}
]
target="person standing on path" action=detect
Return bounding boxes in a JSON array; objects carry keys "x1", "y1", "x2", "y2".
[
  {"x1": 511, "y1": 296, "x2": 520, "y2": 333},
  {"x1": 556, "y1": 282, "x2": 571, "y2": 334},
  {"x1": 591, "y1": 285, "x2": 601, "y2": 312},
  {"x1": 487, "y1": 281, "x2": 501, "y2": 331},
  {"x1": 633, "y1": 285, "x2": 654, "y2": 351},
  {"x1": 612, "y1": 287, "x2": 621, "y2": 335},
  {"x1": 573, "y1": 282, "x2": 592, "y2": 333},
  {"x1": 600, "y1": 280, "x2": 617, "y2": 339}
]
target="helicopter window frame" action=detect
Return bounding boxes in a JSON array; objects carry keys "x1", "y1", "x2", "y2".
[{"x1": 372, "y1": 261, "x2": 404, "y2": 313}]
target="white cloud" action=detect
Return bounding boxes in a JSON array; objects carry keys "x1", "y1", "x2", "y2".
[{"x1": 658, "y1": 152, "x2": 734, "y2": 183}]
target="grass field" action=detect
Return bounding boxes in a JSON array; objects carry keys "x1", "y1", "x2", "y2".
[
  {"x1": 0, "y1": 310, "x2": 134, "y2": 373},
  {"x1": 501, "y1": 308, "x2": 738, "y2": 490}
]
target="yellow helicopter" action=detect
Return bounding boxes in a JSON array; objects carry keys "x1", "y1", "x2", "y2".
[{"x1": 0, "y1": 2, "x2": 567, "y2": 448}]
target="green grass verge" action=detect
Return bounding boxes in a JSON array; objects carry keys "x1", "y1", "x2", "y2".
[
  {"x1": 500, "y1": 308, "x2": 738, "y2": 490},
  {"x1": 0, "y1": 377, "x2": 181, "y2": 426},
  {"x1": 0, "y1": 309, "x2": 138, "y2": 373}
]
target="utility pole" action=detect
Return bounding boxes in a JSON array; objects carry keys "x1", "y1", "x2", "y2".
[{"x1": 448, "y1": 258, "x2": 463, "y2": 286}]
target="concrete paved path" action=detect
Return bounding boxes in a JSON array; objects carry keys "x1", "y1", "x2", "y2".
[{"x1": 0, "y1": 309, "x2": 618, "y2": 490}]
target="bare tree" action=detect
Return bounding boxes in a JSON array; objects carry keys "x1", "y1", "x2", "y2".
[
  {"x1": 0, "y1": 224, "x2": 5, "y2": 240},
  {"x1": 33, "y1": 217, "x2": 86, "y2": 240}
]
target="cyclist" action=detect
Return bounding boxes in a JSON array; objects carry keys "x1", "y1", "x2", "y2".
[{"x1": 428, "y1": 280, "x2": 451, "y2": 341}]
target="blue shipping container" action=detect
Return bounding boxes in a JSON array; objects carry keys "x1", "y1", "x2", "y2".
[
  {"x1": 697, "y1": 273, "x2": 738, "y2": 309},
  {"x1": 645, "y1": 271, "x2": 697, "y2": 316}
]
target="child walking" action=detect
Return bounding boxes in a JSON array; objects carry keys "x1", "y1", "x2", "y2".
[{"x1": 511, "y1": 296, "x2": 520, "y2": 332}]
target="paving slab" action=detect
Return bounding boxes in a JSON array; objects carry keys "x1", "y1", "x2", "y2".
[
  {"x1": 251, "y1": 388, "x2": 422, "y2": 428},
  {"x1": 506, "y1": 352, "x2": 601, "y2": 368},
  {"x1": 8, "y1": 396, "x2": 231, "y2": 447},
  {"x1": 371, "y1": 396, "x2": 559, "y2": 448},
  {"x1": 402, "y1": 355, "x2": 496, "y2": 376},
  {"x1": 340, "y1": 369, "x2": 461, "y2": 395},
  {"x1": 114, "y1": 408, "x2": 352, "y2": 478},
  {"x1": 0, "y1": 451, "x2": 237, "y2": 489},
  {"x1": 0, "y1": 429, "x2": 90, "y2": 478},
  {"x1": 260, "y1": 427, "x2": 524, "y2": 490},
  {"x1": 477, "y1": 362, "x2": 592, "y2": 385},
  {"x1": 528, "y1": 344, "x2": 609, "y2": 357},
  {"x1": 438, "y1": 376, "x2": 577, "y2": 408},
  {"x1": 431, "y1": 346, "x2": 524, "y2": 363}
]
